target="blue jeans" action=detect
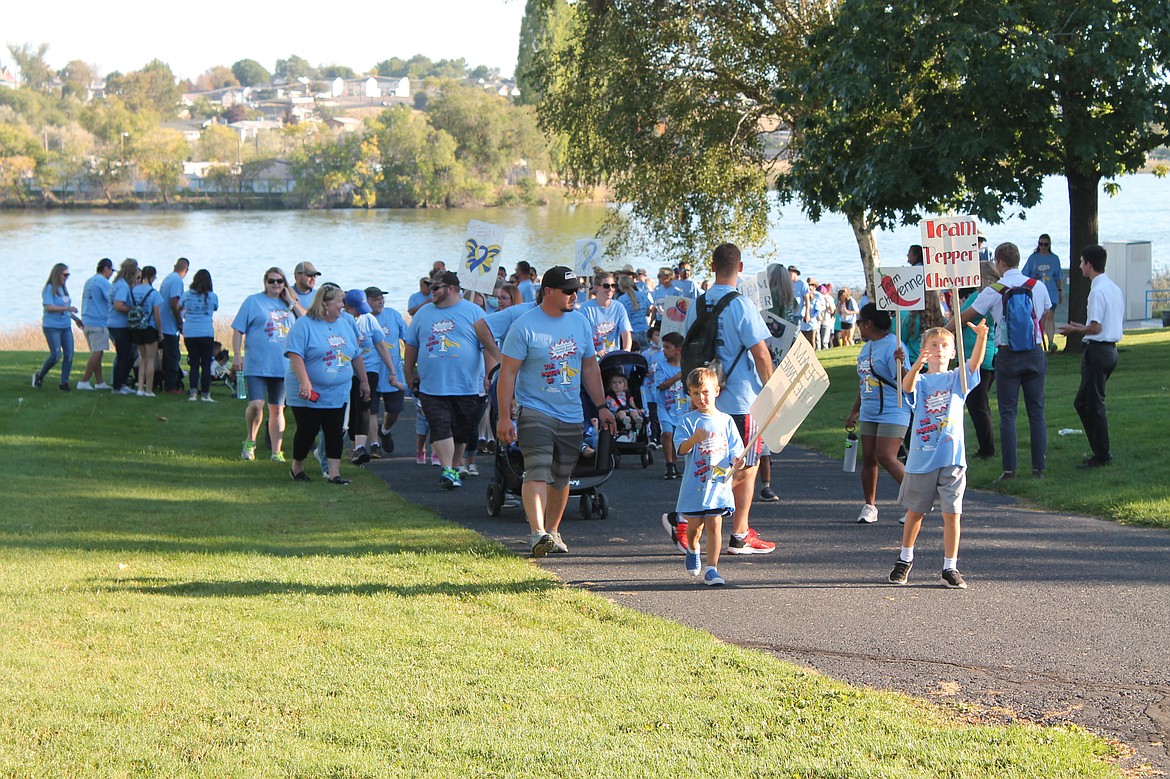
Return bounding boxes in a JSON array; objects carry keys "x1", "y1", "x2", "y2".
[
  {"x1": 994, "y1": 347, "x2": 1047, "y2": 473},
  {"x1": 40, "y1": 326, "x2": 74, "y2": 385}
]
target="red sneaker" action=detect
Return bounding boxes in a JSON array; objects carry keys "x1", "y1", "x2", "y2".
[
  {"x1": 727, "y1": 527, "x2": 776, "y2": 555},
  {"x1": 660, "y1": 512, "x2": 688, "y2": 554}
]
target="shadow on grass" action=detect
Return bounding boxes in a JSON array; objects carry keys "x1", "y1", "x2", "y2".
[{"x1": 92, "y1": 575, "x2": 557, "y2": 599}]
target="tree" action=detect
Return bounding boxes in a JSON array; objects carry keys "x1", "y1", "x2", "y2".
[
  {"x1": 106, "y1": 60, "x2": 182, "y2": 119},
  {"x1": 319, "y1": 64, "x2": 356, "y2": 80},
  {"x1": 6, "y1": 43, "x2": 54, "y2": 92},
  {"x1": 371, "y1": 104, "x2": 466, "y2": 206},
  {"x1": 231, "y1": 59, "x2": 271, "y2": 87},
  {"x1": 529, "y1": 0, "x2": 826, "y2": 264},
  {"x1": 199, "y1": 124, "x2": 240, "y2": 163},
  {"x1": 134, "y1": 128, "x2": 190, "y2": 204},
  {"x1": 195, "y1": 65, "x2": 239, "y2": 91},
  {"x1": 428, "y1": 82, "x2": 535, "y2": 182},
  {"x1": 374, "y1": 57, "x2": 409, "y2": 78},
  {"x1": 275, "y1": 55, "x2": 316, "y2": 81},
  {"x1": 788, "y1": 0, "x2": 1170, "y2": 327},
  {"x1": 59, "y1": 60, "x2": 94, "y2": 98},
  {"x1": 516, "y1": 0, "x2": 576, "y2": 105}
]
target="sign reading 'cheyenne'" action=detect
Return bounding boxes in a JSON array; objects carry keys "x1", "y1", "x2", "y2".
[{"x1": 920, "y1": 216, "x2": 981, "y2": 290}]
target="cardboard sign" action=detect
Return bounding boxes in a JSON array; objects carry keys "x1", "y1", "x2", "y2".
[
  {"x1": 658, "y1": 295, "x2": 691, "y2": 337},
  {"x1": 749, "y1": 331, "x2": 830, "y2": 453},
  {"x1": 737, "y1": 271, "x2": 772, "y2": 312},
  {"x1": 872, "y1": 266, "x2": 926, "y2": 311},
  {"x1": 574, "y1": 238, "x2": 602, "y2": 277},
  {"x1": 461, "y1": 220, "x2": 505, "y2": 296},
  {"x1": 920, "y1": 216, "x2": 981, "y2": 290}
]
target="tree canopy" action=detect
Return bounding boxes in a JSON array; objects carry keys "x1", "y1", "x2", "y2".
[{"x1": 231, "y1": 59, "x2": 271, "y2": 88}]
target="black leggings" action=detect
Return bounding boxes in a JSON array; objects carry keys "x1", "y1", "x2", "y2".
[
  {"x1": 185, "y1": 336, "x2": 215, "y2": 395},
  {"x1": 291, "y1": 405, "x2": 347, "y2": 462},
  {"x1": 110, "y1": 327, "x2": 133, "y2": 390}
]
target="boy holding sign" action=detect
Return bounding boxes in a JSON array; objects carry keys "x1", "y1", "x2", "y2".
[{"x1": 889, "y1": 320, "x2": 988, "y2": 589}]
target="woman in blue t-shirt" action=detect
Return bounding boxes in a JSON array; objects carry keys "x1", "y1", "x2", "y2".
[
  {"x1": 34, "y1": 263, "x2": 81, "y2": 391},
  {"x1": 844, "y1": 303, "x2": 912, "y2": 525},
  {"x1": 181, "y1": 269, "x2": 220, "y2": 402},
  {"x1": 617, "y1": 274, "x2": 652, "y2": 350},
  {"x1": 131, "y1": 266, "x2": 164, "y2": 396}
]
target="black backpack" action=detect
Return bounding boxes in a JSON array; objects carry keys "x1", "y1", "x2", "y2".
[
  {"x1": 680, "y1": 291, "x2": 747, "y2": 388},
  {"x1": 127, "y1": 288, "x2": 151, "y2": 331}
]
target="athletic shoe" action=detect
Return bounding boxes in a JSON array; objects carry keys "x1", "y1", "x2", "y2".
[
  {"x1": 201, "y1": 395, "x2": 215, "y2": 403},
  {"x1": 502, "y1": 497, "x2": 522, "y2": 509},
  {"x1": 703, "y1": 567, "x2": 725, "y2": 586},
  {"x1": 684, "y1": 550, "x2": 701, "y2": 576},
  {"x1": 136, "y1": 389, "x2": 155, "y2": 397},
  {"x1": 290, "y1": 469, "x2": 311, "y2": 482},
  {"x1": 549, "y1": 531, "x2": 569, "y2": 554},
  {"x1": 439, "y1": 467, "x2": 462, "y2": 490},
  {"x1": 369, "y1": 442, "x2": 383, "y2": 459},
  {"x1": 327, "y1": 476, "x2": 351, "y2": 486},
  {"x1": 726, "y1": 528, "x2": 776, "y2": 555},
  {"x1": 270, "y1": 452, "x2": 286, "y2": 463},
  {"x1": 117, "y1": 386, "x2": 135, "y2": 395},
  {"x1": 76, "y1": 381, "x2": 94, "y2": 390},
  {"x1": 661, "y1": 513, "x2": 688, "y2": 554},
  {"x1": 241, "y1": 440, "x2": 257, "y2": 461},
  {"x1": 416, "y1": 450, "x2": 427, "y2": 465},
  {"x1": 856, "y1": 503, "x2": 879, "y2": 524},
  {"x1": 351, "y1": 446, "x2": 371, "y2": 466},
  {"x1": 32, "y1": 372, "x2": 43, "y2": 388},
  {"x1": 758, "y1": 486, "x2": 779, "y2": 502},
  {"x1": 889, "y1": 560, "x2": 913, "y2": 585},
  {"x1": 466, "y1": 463, "x2": 479, "y2": 476},
  {"x1": 529, "y1": 532, "x2": 555, "y2": 558},
  {"x1": 188, "y1": 392, "x2": 199, "y2": 402},
  {"x1": 458, "y1": 466, "x2": 470, "y2": 478},
  {"x1": 431, "y1": 454, "x2": 441, "y2": 466},
  {"x1": 941, "y1": 568, "x2": 968, "y2": 589},
  {"x1": 58, "y1": 383, "x2": 71, "y2": 392},
  {"x1": 94, "y1": 383, "x2": 111, "y2": 390}
]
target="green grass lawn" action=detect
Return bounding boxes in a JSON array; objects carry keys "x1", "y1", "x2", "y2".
[
  {"x1": 0, "y1": 352, "x2": 1126, "y2": 776},
  {"x1": 793, "y1": 328, "x2": 1170, "y2": 528}
]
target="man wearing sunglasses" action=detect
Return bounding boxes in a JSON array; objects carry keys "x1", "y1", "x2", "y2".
[
  {"x1": 1022, "y1": 233, "x2": 1063, "y2": 353},
  {"x1": 581, "y1": 271, "x2": 633, "y2": 357},
  {"x1": 291, "y1": 261, "x2": 321, "y2": 315}
]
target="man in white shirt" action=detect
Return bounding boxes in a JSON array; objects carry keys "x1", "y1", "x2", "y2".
[
  {"x1": 958, "y1": 242, "x2": 1052, "y2": 481},
  {"x1": 1058, "y1": 244, "x2": 1123, "y2": 468}
]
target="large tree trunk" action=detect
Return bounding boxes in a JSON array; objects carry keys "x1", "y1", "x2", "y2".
[
  {"x1": 848, "y1": 211, "x2": 881, "y2": 301},
  {"x1": 1065, "y1": 170, "x2": 1101, "y2": 351}
]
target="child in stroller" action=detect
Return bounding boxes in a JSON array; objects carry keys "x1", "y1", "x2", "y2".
[{"x1": 605, "y1": 373, "x2": 644, "y2": 443}]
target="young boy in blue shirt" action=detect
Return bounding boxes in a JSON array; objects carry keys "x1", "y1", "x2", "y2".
[
  {"x1": 674, "y1": 367, "x2": 745, "y2": 587},
  {"x1": 889, "y1": 321, "x2": 989, "y2": 589}
]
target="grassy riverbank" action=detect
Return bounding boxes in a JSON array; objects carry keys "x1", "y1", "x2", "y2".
[
  {"x1": 792, "y1": 328, "x2": 1170, "y2": 528},
  {"x1": 0, "y1": 351, "x2": 1125, "y2": 777}
]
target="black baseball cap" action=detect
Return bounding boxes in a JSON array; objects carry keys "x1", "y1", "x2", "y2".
[{"x1": 541, "y1": 266, "x2": 581, "y2": 292}]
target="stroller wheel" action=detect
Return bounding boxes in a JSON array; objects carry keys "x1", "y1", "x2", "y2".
[
  {"x1": 597, "y1": 492, "x2": 610, "y2": 519},
  {"x1": 579, "y1": 494, "x2": 592, "y2": 520},
  {"x1": 486, "y1": 483, "x2": 503, "y2": 517},
  {"x1": 640, "y1": 449, "x2": 653, "y2": 468}
]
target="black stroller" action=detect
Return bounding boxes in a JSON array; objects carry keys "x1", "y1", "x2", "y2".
[
  {"x1": 484, "y1": 367, "x2": 616, "y2": 520},
  {"x1": 597, "y1": 350, "x2": 653, "y2": 469}
]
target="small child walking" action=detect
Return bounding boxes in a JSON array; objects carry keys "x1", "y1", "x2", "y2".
[
  {"x1": 673, "y1": 367, "x2": 745, "y2": 587},
  {"x1": 652, "y1": 331, "x2": 686, "y2": 480},
  {"x1": 889, "y1": 321, "x2": 988, "y2": 589}
]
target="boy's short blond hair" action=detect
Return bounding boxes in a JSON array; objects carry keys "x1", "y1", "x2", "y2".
[
  {"x1": 922, "y1": 327, "x2": 954, "y2": 346},
  {"x1": 685, "y1": 366, "x2": 719, "y2": 391}
]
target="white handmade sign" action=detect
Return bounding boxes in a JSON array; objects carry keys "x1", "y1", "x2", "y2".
[
  {"x1": 920, "y1": 216, "x2": 981, "y2": 291},
  {"x1": 749, "y1": 332, "x2": 830, "y2": 454},
  {"x1": 574, "y1": 238, "x2": 602, "y2": 277},
  {"x1": 658, "y1": 295, "x2": 691, "y2": 338},
  {"x1": 872, "y1": 266, "x2": 926, "y2": 311},
  {"x1": 461, "y1": 220, "x2": 505, "y2": 296}
]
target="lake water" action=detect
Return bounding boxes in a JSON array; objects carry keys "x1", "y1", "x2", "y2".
[{"x1": 2, "y1": 174, "x2": 1167, "y2": 331}]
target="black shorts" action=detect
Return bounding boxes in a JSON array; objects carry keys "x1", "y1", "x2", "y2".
[
  {"x1": 130, "y1": 327, "x2": 159, "y2": 346},
  {"x1": 418, "y1": 393, "x2": 486, "y2": 443}
]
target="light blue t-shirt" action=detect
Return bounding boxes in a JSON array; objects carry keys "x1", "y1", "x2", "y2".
[
  {"x1": 518, "y1": 279, "x2": 536, "y2": 304},
  {"x1": 857, "y1": 332, "x2": 913, "y2": 425},
  {"x1": 682, "y1": 285, "x2": 770, "y2": 415},
  {"x1": 580, "y1": 299, "x2": 632, "y2": 357},
  {"x1": 295, "y1": 285, "x2": 317, "y2": 311},
  {"x1": 793, "y1": 279, "x2": 813, "y2": 332},
  {"x1": 405, "y1": 299, "x2": 485, "y2": 396},
  {"x1": 407, "y1": 291, "x2": 430, "y2": 312},
  {"x1": 671, "y1": 278, "x2": 699, "y2": 299},
  {"x1": 353, "y1": 311, "x2": 387, "y2": 374},
  {"x1": 502, "y1": 307, "x2": 596, "y2": 423},
  {"x1": 372, "y1": 306, "x2": 408, "y2": 393},
  {"x1": 284, "y1": 314, "x2": 361, "y2": 408},
  {"x1": 1022, "y1": 252, "x2": 1063, "y2": 302},
  {"x1": 108, "y1": 278, "x2": 133, "y2": 328},
  {"x1": 673, "y1": 409, "x2": 744, "y2": 514},
  {"x1": 180, "y1": 290, "x2": 218, "y2": 338},
  {"x1": 482, "y1": 302, "x2": 536, "y2": 344},
  {"x1": 618, "y1": 291, "x2": 652, "y2": 335},
  {"x1": 81, "y1": 273, "x2": 110, "y2": 328},
  {"x1": 158, "y1": 271, "x2": 185, "y2": 336},
  {"x1": 231, "y1": 292, "x2": 294, "y2": 378},
  {"x1": 649, "y1": 350, "x2": 687, "y2": 429},
  {"x1": 41, "y1": 284, "x2": 72, "y2": 329},
  {"x1": 651, "y1": 283, "x2": 688, "y2": 309},
  {"x1": 131, "y1": 283, "x2": 162, "y2": 328},
  {"x1": 905, "y1": 366, "x2": 980, "y2": 473}
]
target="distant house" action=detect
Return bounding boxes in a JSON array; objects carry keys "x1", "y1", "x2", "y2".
[
  {"x1": 0, "y1": 63, "x2": 18, "y2": 89},
  {"x1": 162, "y1": 119, "x2": 213, "y2": 143},
  {"x1": 227, "y1": 119, "x2": 283, "y2": 141},
  {"x1": 325, "y1": 116, "x2": 363, "y2": 133}
]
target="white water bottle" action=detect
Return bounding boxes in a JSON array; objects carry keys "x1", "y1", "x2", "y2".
[{"x1": 843, "y1": 428, "x2": 859, "y2": 472}]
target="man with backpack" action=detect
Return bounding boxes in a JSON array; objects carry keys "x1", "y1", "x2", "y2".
[
  {"x1": 958, "y1": 242, "x2": 1052, "y2": 482},
  {"x1": 669, "y1": 243, "x2": 776, "y2": 555}
]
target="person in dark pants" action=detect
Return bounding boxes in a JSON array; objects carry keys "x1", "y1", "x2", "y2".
[
  {"x1": 1059, "y1": 245, "x2": 1124, "y2": 468},
  {"x1": 958, "y1": 284, "x2": 997, "y2": 459},
  {"x1": 107, "y1": 258, "x2": 140, "y2": 395},
  {"x1": 158, "y1": 257, "x2": 189, "y2": 392}
]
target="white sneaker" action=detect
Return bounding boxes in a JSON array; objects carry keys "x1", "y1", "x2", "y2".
[
  {"x1": 466, "y1": 463, "x2": 479, "y2": 476},
  {"x1": 856, "y1": 503, "x2": 878, "y2": 524},
  {"x1": 529, "y1": 532, "x2": 555, "y2": 558},
  {"x1": 200, "y1": 395, "x2": 216, "y2": 403},
  {"x1": 189, "y1": 393, "x2": 199, "y2": 402},
  {"x1": 117, "y1": 386, "x2": 135, "y2": 395},
  {"x1": 458, "y1": 466, "x2": 470, "y2": 478},
  {"x1": 549, "y1": 531, "x2": 569, "y2": 554},
  {"x1": 93, "y1": 383, "x2": 111, "y2": 390},
  {"x1": 76, "y1": 381, "x2": 94, "y2": 390}
]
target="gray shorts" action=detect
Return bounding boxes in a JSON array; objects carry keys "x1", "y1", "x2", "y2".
[
  {"x1": 84, "y1": 326, "x2": 110, "y2": 351},
  {"x1": 898, "y1": 466, "x2": 967, "y2": 515},
  {"x1": 516, "y1": 406, "x2": 582, "y2": 487},
  {"x1": 860, "y1": 421, "x2": 909, "y2": 439}
]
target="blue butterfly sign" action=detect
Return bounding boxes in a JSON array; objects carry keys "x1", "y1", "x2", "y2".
[{"x1": 463, "y1": 220, "x2": 505, "y2": 295}]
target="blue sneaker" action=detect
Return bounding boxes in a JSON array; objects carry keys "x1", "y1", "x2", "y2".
[
  {"x1": 440, "y1": 466, "x2": 462, "y2": 490},
  {"x1": 703, "y1": 567, "x2": 725, "y2": 587},
  {"x1": 684, "y1": 550, "x2": 701, "y2": 576}
]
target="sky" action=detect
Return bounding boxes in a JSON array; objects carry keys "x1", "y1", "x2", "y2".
[{"x1": 3, "y1": 0, "x2": 528, "y2": 81}]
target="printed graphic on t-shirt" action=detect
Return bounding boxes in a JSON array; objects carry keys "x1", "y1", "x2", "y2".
[
  {"x1": 325, "y1": 334, "x2": 351, "y2": 372},
  {"x1": 691, "y1": 433, "x2": 729, "y2": 482},
  {"x1": 427, "y1": 320, "x2": 458, "y2": 353},
  {"x1": 913, "y1": 388, "x2": 954, "y2": 450},
  {"x1": 265, "y1": 310, "x2": 292, "y2": 342},
  {"x1": 542, "y1": 339, "x2": 579, "y2": 386},
  {"x1": 593, "y1": 319, "x2": 617, "y2": 353}
]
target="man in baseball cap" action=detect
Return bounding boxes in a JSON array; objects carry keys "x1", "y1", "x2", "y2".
[
  {"x1": 540, "y1": 265, "x2": 581, "y2": 293},
  {"x1": 291, "y1": 262, "x2": 321, "y2": 313}
]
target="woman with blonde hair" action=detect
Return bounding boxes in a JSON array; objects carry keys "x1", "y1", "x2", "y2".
[
  {"x1": 33, "y1": 263, "x2": 81, "y2": 390},
  {"x1": 617, "y1": 273, "x2": 652, "y2": 350},
  {"x1": 232, "y1": 267, "x2": 296, "y2": 461},
  {"x1": 131, "y1": 265, "x2": 164, "y2": 396}
]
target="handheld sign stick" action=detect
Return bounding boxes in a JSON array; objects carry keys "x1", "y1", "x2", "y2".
[
  {"x1": 952, "y1": 284, "x2": 967, "y2": 392},
  {"x1": 895, "y1": 310, "x2": 903, "y2": 407},
  {"x1": 727, "y1": 363, "x2": 813, "y2": 483}
]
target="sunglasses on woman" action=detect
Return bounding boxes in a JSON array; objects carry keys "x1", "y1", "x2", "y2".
[{"x1": 266, "y1": 278, "x2": 284, "y2": 285}]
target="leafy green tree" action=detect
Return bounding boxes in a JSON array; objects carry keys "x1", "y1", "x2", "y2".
[
  {"x1": 59, "y1": 60, "x2": 94, "y2": 98},
  {"x1": 351, "y1": 135, "x2": 382, "y2": 208},
  {"x1": 134, "y1": 128, "x2": 190, "y2": 204},
  {"x1": 275, "y1": 55, "x2": 316, "y2": 81},
  {"x1": 195, "y1": 66, "x2": 239, "y2": 91},
  {"x1": 469, "y1": 65, "x2": 499, "y2": 82},
  {"x1": 405, "y1": 55, "x2": 435, "y2": 79},
  {"x1": 516, "y1": 0, "x2": 577, "y2": 106},
  {"x1": 46, "y1": 122, "x2": 95, "y2": 199},
  {"x1": 788, "y1": 0, "x2": 1170, "y2": 330},
  {"x1": 428, "y1": 82, "x2": 544, "y2": 182},
  {"x1": 106, "y1": 60, "x2": 182, "y2": 119},
  {"x1": 370, "y1": 104, "x2": 465, "y2": 206},
  {"x1": 374, "y1": 57, "x2": 409, "y2": 78},
  {"x1": 199, "y1": 124, "x2": 240, "y2": 163},
  {"x1": 231, "y1": 59, "x2": 271, "y2": 87},
  {"x1": 289, "y1": 132, "x2": 363, "y2": 207},
  {"x1": 6, "y1": 43, "x2": 54, "y2": 93},
  {"x1": 319, "y1": 64, "x2": 356, "y2": 80}
]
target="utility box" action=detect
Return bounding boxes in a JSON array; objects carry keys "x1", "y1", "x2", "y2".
[{"x1": 1102, "y1": 241, "x2": 1152, "y2": 320}]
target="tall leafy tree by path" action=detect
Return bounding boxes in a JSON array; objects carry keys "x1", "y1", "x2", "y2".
[
  {"x1": 6, "y1": 43, "x2": 54, "y2": 93},
  {"x1": 788, "y1": 0, "x2": 1170, "y2": 334}
]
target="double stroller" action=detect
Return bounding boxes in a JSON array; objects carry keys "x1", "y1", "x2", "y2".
[
  {"x1": 597, "y1": 350, "x2": 654, "y2": 469},
  {"x1": 484, "y1": 367, "x2": 616, "y2": 520}
]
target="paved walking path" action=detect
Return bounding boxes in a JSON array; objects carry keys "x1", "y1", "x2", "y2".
[{"x1": 371, "y1": 418, "x2": 1170, "y2": 773}]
